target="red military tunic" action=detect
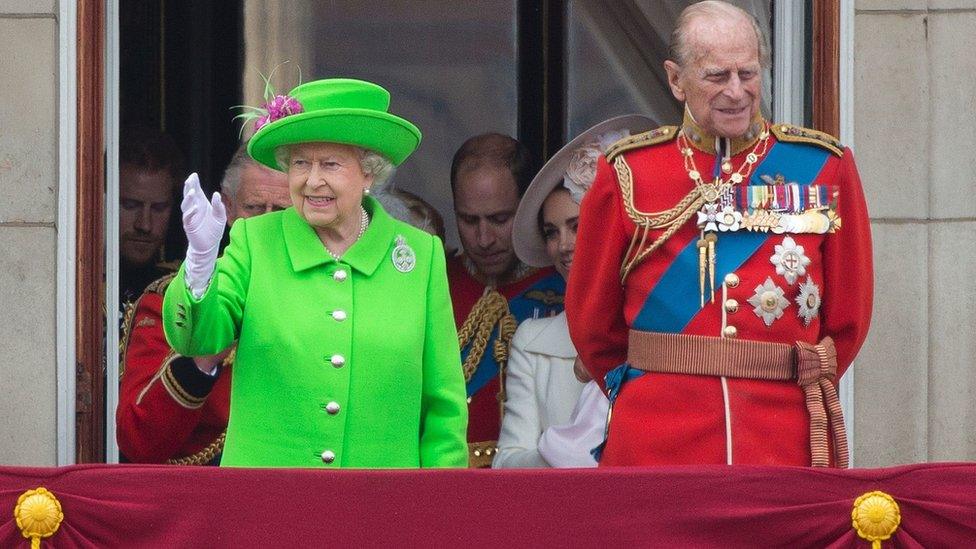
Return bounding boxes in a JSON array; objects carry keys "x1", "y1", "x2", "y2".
[
  {"x1": 447, "y1": 255, "x2": 564, "y2": 465},
  {"x1": 566, "y1": 118, "x2": 872, "y2": 467},
  {"x1": 117, "y1": 275, "x2": 231, "y2": 464}
]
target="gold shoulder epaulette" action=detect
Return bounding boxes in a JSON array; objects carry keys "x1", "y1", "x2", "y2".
[
  {"x1": 606, "y1": 126, "x2": 679, "y2": 161},
  {"x1": 144, "y1": 273, "x2": 177, "y2": 295},
  {"x1": 771, "y1": 123, "x2": 844, "y2": 157}
]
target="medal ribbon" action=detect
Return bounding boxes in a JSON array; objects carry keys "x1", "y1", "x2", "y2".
[{"x1": 631, "y1": 140, "x2": 831, "y2": 333}]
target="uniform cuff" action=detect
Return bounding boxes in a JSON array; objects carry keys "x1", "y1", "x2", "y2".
[{"x1": 164, "y1": 356, "x2": 219, "y2": 407}]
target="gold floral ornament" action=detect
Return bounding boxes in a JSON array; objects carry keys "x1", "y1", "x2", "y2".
[
  {"x1": 852, "y1": 490, "x2": 900, "y2": 549},
  {"x1": 14, "y1": 487, "x2": 64, "y2": 549}
]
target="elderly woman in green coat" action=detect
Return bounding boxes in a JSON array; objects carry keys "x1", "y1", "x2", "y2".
[{"x1": 162, "y1": 78, "x2": 468, "y2": 468}]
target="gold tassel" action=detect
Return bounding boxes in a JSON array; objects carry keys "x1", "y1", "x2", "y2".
[
  {"x1": 705, "y1": 232, "x2": 718, "y2": 303},
  {"x1": 457, "y1": 288, "x2": 516, "y2": 383},
  {"x1": 697, "y1": 235, "x2": 708, "y2": 307}
]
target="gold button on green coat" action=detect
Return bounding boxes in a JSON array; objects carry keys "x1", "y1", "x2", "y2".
[{"x1": 163, "y1": 197, "x2": 468, "y2": 468}]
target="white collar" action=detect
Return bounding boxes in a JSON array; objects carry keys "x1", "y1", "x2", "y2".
[{"x1": 521, "y1": 312, "x2": 576, "y2": 359}]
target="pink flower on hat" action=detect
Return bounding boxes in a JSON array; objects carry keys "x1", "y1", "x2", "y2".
[
  {"x1": 253, "y1": 94, "x2": 304, "y2": 132},
  {"x1": 233, "y1": 63, "x2": 305, "y2": 136}
]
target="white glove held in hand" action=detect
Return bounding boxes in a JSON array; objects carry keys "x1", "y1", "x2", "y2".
[{"x1": 181, "y1": 173, "x2": 226, "y2": 298}]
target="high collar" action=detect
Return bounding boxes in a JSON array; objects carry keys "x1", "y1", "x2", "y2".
[
  {"x1": 283, "y1": 195, "x2": 394, "y2": 276},
  {"x1": 680, "y1": 107, "x2": 766, "y2": 157},
  {"x1": 460, "y1": 254, "x2": 537, "y2": 289},
  {"x1": 521, "y1": 312, "x2": 576, "y2": 359}
]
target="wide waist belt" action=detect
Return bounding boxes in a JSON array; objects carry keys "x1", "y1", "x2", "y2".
[{"x1": 627, "y1": 330, "x2": 849, "y2": 468}]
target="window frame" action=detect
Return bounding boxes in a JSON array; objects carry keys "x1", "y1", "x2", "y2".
[{"x1": 74, "y1": 0, "x2": 844, "y2": 463}]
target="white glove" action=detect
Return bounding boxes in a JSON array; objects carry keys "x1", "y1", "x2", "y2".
[{"x1": 181, "y1": 173, "x2": 226, "y2": 298}]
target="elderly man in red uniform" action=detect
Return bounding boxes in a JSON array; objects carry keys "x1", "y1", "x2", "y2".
[
  {"x1": 448, "y1": 133, "x2": 565, "y2": 467},
  {"x1": 567, "y1": 0, "x2": 872, "y2": 467},
  {"x1": 117, "y1": 145, "x2": 290, "y2": 464}
]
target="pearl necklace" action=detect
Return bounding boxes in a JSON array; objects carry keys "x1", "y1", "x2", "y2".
[{"x1": 325, "y1": 207, "x2": 369, "y2": 261}]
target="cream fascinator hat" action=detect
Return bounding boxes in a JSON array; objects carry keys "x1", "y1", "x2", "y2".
[{"x1": 512, "y1": 115, "x2": 656, "y2": 267}]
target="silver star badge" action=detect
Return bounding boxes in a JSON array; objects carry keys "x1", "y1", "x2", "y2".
[
  {"x1": 795, "y1": 277, "x2": 822, "y2": 326},
  {"x1": 770, "y1": 236, "x2": 810, "y2": 285},
  {"x1": 747, "y1": 276, "x2": 790, "y2": 327}
]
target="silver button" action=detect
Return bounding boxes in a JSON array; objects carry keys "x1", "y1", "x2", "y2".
[
  {"x1": 320, "y1": 450, "x2": 336, "y2": 463},
  {"x1": 330, "y1": 354, "x2": 345, "y2": 367},
  {"x1": 333, "y1": 269, "x2": 348, "y2": 282},
  {"x1": 325, "y1": 401, "x2": 340, "y2": 415},
  {"x1": 332, "y1": 310, "x2": 347, "y2": 322}
]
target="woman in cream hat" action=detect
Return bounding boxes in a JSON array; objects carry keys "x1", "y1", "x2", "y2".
[
  {"x1": 163, "y1": 78, "x2": 467, "y2": 468},
  {"x1": 492, "y1": 115, "x2": 655, "y2": 468}
]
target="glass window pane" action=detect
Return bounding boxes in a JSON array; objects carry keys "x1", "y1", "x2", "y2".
[{"x1": 243, "y1": 0, "x2": 518, "y2": 250}]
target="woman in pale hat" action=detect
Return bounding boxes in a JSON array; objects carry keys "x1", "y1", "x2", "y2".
[
  {"x1": 163, "y1": 78, "x2": 468, "y2": 468},
  {"x1": 492, "y1": 115, "x2": 655, "y2": 468}
]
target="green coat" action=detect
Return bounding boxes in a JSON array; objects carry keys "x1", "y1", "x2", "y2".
[{"x1": 162, "y1": 197, "x2": 468, "y2": 468}]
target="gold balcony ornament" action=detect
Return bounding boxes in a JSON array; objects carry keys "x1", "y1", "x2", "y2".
[
  {"x1": 851, "y1": 490, "x2": 900, "y2": 548},
  {"x1": 14, "y1": 487, "x2": 63, "y2": 549}
]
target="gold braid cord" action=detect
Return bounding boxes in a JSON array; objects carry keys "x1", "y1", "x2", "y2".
[
  {"x1": 615, "y1": 155, "x2": 703, "y2": 283},
  {"x1": 119, "y1": 273, "x2": 176, "y2": 379},
  {"x1": 457, "y1": 289, "x2": 517, "y2": 384},
  {"x1": 118, "y1": 298, "x2": 139, "y2": 378},
  {"x1": 494, "y1": 312, "x2": 517, "y2": 409},
  {"x1": 163, "y1": 346, "x2": 235, "y2": 464},
  {"x1": 166, "y1": 431, "x2": 227, "y2": 466}
]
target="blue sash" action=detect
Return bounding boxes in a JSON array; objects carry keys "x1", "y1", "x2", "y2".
[
  {"x1": 464, "y1": 272, "x2": 566, "y2": 396},
  {"x1": 599, "y1": 140, "x2": 833, "y2": 459},
  {"x1": 631, "y1": 140, "x2": 831, "y2": 333}
]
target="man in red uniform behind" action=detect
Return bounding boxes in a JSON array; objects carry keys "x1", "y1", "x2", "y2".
[
  {"x1": 448, "y1": 134, "x2": 565, "y2": 467},
  {"x1": 567, "y1": 1, "x2": 872, "y2": 467},
  {"x1": 117, "y1": 145, "x2": 290, "y2": 464}
]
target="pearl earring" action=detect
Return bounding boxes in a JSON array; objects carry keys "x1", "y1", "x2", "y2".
[{"x1": 364, "y1": 188, "x2": 371, "y2": 196}]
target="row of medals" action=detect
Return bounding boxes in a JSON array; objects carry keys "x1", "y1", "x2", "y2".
[
  {"x1": 681, "y1": 128, "x2": 834, "y2": 326},
  {"x1": 680, "y1": 127, "x2": 771, "y2": 305}
]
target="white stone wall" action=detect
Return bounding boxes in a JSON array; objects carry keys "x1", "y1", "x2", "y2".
[
  {"x1": 0, "y1": 0, "x2": 59, "y2": 465},
  {"x1": 853, "y1": 0, "x2": 976, "y2": 465}
]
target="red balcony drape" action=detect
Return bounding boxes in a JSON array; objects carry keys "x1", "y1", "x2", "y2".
[{"x1": 2, "y1": 463, "x2": 975, "y2": 547}]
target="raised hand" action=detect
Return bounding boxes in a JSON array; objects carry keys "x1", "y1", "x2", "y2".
[
  {"x1": 180, "y1": 173, "x2": 227, "y2": 297},
  {"x1": 181, "y1": 173, "x2": 226, "y2": 254}
]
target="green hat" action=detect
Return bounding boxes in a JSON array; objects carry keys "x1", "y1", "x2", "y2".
[{"x1": 247, "y1": 78, "x2": 422, "y2": 171}]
